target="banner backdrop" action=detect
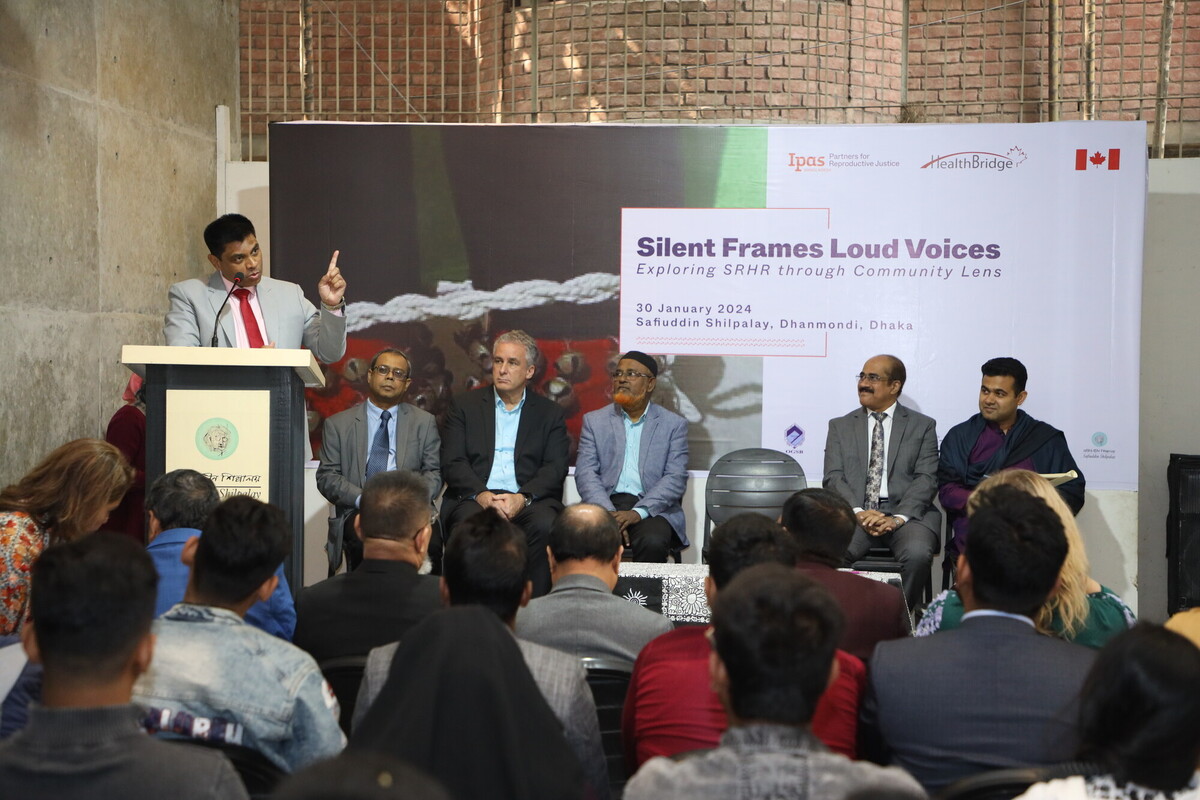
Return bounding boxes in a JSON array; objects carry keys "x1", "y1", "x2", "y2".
[{"x1": 271, "y1": 121, "x2": 1144, "y2": 490}]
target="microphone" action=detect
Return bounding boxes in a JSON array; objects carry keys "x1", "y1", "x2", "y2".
[{"x1": 210, "y1": 272, "x2": 245, "y2": 347}]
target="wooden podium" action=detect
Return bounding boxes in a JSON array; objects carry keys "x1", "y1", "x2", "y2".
[{"x1": 122, "y1": 345, "x2": 325, "y2": 596}]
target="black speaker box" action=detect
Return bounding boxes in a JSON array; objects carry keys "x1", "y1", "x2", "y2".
[{"x1": 1167, "y1": 454, "x2": 1200, "y2": 613}]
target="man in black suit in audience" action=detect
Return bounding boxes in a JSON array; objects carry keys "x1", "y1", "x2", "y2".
[
  {"x1": 861, "y1": 485, "x2": 1096, "y2": 794},
  {"x1": 293, "y1": 470, "x2": 442, "y2": 664},
  {"x1": 437, "y1": 329, "x2": 570, "y2": 596}
]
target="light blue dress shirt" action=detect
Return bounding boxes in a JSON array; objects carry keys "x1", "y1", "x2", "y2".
[
  {"x1": 614, "y1": 405, "x2": 650, "y2": 520},
  {"x1": 485, "y1": 389, "x2": 525, "y2": 493}
]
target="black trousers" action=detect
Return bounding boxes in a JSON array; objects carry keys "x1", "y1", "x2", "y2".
[
  {"x1": 610, "y1": 492, "x2": 678, "y2": 563},
  {"x1": 435, "y1": 494, "x2": 562, "y2": 597}
]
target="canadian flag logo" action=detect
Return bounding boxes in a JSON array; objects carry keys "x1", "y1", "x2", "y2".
[{"x1": 1075, "y1": 149, "x2": 1121, "y2": 170}]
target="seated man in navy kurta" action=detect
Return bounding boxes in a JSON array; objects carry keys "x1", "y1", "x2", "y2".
[{"x1": 937, "y1": 357, "x2": 1084, "y2": 559}]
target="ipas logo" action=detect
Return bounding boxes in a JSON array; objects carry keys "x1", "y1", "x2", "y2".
[
  {"x1": 787, "y1": 154, "x2": 826, "y2": 172},
  {"x1": 921, "y1": 146, "x2": 1027, "y2": 171},
  {"x1": 1075, "y1": 149, "x2": 1121, "y2": 170}
]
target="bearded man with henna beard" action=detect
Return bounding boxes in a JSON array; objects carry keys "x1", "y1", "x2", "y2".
[{"x1": 573, "y1": 352, "x2": 690, "y2": 562}]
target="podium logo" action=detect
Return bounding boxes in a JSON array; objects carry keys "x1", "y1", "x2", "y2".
[
  {"x1": 196, "y1": 418, "x2": 239, "y2": 460},
  {"x1": 786, "y1": 424, "x2": 806, "y2": 448}
]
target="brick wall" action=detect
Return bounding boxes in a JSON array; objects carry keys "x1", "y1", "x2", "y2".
[{"x1": 240, "y1": 0, "x2": 1199, "y2": 158}]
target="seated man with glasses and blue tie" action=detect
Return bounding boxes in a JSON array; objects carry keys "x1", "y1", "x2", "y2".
[
  {"x1": 574, "y1": 351, "x2": 689, "y2": 562},
  {"x1": 822, "y1": 354, "x2": 941, "y2": 612},
  {"x1": 317, "y1": 349, "x2": 442, "y2": 574}
]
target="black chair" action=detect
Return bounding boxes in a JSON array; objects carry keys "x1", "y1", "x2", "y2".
[
  {"x1": 935, "y1": 761, "x2": 1105, "y2": 800},
  {"x1": 703, "y1": 448, "x2": 807, "y2": 550},
  {"x1": 319, "y1": 654, "x2": 369, "y2": 735},
  {"x1": 581, "y1": 657, "x2": 635, "y2": 799},
  {"x1": 163, "y1": 738, "x2": 285, "y2": 799}
]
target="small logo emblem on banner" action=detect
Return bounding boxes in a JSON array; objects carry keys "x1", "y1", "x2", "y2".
[
  {"x1": 1091, "y1": 431, "x2": 1109, "y2": 447},
  {"x1": 1075, "y1": 149, "x2": 1121, "y2": 170},
  {"x1": 786, "y1": 424, "x2": 806, "y2": 448}
]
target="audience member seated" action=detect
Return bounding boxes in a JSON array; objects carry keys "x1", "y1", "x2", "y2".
[
  {"x1": 0, "y1": 634, "x2": 40, "y2": 739},
  {"x1": 623, "y1": 513, "x2": 867, "y2": 771},
  {"x1": 0, "y1": 533, "x2": 247, "y2": 799},
  {"x1": 917, "y1": 469, "x2": 1133, "y2": 648},
  {"x1": 1165, "y1": 606, "x2": 1200, "y2": 649},
  {"x1": 1015, "y1": 623, "x2": 1200, "y2": 800},
  {"x1": 574, "y1": 350, "x2": 689, "y2": 562},
  {"x1": 134, "y1": 496, "x2": 345, "y2": 772},
  {"x1": 294, "y1": 470, "x2": 442, "y2": 663},
  {"x1": 146, "y1": 469, "x2": 296, "y2": 640},
  {"x1": 515, "y1": 503, "x2": 673, "y2": 660},
  {"x1": 781, "y1": 488, "x2": 911, "y2": 659},
  {"x1": 352, "y1": 606, "x2": 584, "y2": 800},
  {"x1": 0, "y1": 439, "x2": 133, "y2": 636},
  {"x1": 355, "y1": 508, "x2": 608, "y2": 798},
  {"x1": 624, "y1": 564, "x2": 924, "y2": 800},
  {"x1": 861, "y1": 484, "x2": 1097, "y2": 794},
  {"x1": 274, "y1": 751, "x2": 450, "y2": 800},
  {"x1": 102, "y1": 373, "x2": 147, "y2": 544}
]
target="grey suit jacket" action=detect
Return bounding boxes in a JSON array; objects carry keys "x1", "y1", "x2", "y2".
[
  {"x1": 316, "y1": 401, "x2": 442, "y2": 572},
  {"x1": 163, "y1": 272, "x2": 347, "y2": 364},
  {"x1": 514, "y1": 574, "x2": 674, "y2": 662},
  {"x1": 862, "y1": 615, "x2": 1097, "y2": 793},
  {"x1": 356, "y1": 634, "x2": 610, "y2": 799},
  {"x1": 574, "y1": 403, "x2": 690, "y2": 545},
  {"x1": 823, "y1": 403, "x2": 941, "y2": 534}
]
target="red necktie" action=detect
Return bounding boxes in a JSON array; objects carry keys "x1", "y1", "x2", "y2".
[{"x1": 232, "y1": 288, "x2": 265, "y2": 348}]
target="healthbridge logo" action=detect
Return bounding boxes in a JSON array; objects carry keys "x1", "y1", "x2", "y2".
[{"x1": 921, "y1": 146, "x2": 1027, "y2": 172}]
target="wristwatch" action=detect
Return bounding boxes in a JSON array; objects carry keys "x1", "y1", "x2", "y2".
[{"x1": 521, "y1": 493, "x2": 533, "y2": 508}]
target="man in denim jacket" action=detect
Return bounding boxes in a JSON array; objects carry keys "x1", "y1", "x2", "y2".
[{"x1": 133, "y1": 496, "x2": 345, "y2": 772}]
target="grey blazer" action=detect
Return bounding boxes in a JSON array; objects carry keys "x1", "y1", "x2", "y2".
[
  {"x1": 355, "y1": 635, "x2": 610, "y2": 799},
  {"x1": 574, "y1": 403, "x2": 689, "y2": 544},
  {"x1": 316, "y1": 401, "x2": 442, "y2": 572},
  {"x1": 862, "y1": 615, "x2": 1097, "y2": 793},
  {"x1": 822, "y1": 403, "x2": 941, "y2": 534},
  {"x1": 514, "y1": 574, "x2": 673, "y2": 662},
  {"x1": 163, "y1": 272, "x2": 347, "y2": 364}
]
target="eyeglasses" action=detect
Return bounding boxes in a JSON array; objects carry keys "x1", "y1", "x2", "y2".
[
  {"x1": 612, "y1": 370, "x2": 653, "y2": 380},
  {"x1": 855, "y1": 372, "x2": 891, "y2": 383},
  {"x1": 371, "y1": 365, "x2": 411, "y2": 380}
]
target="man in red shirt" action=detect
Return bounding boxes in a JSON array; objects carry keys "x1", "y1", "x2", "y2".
[{"x1": 621, "y1": 513, "x2": 866, "y2": 771}]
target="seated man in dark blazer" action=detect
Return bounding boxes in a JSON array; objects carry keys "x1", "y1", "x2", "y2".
[
  {"x1": 861, "y1": 485, "x2": 1097, "y2": 794},
  {"x1": 781, "y1": 488, "x2": 911, "y2": 660},
  {"x1": 438, "y1": 330, "x2": 569, "y2": 596},
  {"x1": 293, "y1": 470, "x2": 442, "y2": 664}
]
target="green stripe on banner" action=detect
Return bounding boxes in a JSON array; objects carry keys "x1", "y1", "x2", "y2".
[
  {"x1": 714, "y1": 127, "x2": 767, "y2": 209},
  {"x1": 411, "y1": 128, "x2": 470, "y2": 288}
]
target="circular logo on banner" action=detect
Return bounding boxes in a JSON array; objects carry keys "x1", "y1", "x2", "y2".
[
  {"x1": 196, "y1": 418, "x2": 239, "y2": 460},
  {"x1": 1091, "y1": 432, "x2": 1108, "y2": 447}
]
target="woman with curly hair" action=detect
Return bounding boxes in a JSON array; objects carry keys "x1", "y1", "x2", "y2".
[
  {"x1": 917, "y1": 469, "x2": 1133, "y2": 648},
  {"x1": 0, "y1": 439, "x2": 133, "y2": 635}
]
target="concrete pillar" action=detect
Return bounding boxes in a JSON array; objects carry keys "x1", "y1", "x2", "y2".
[{"x1": 0, "y1": 0, "x2": 238, "y2": 484}]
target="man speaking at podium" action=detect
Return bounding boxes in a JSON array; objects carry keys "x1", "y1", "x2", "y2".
[{"x1": 163, "y1": 214, "x2": 347, "y2": 364}]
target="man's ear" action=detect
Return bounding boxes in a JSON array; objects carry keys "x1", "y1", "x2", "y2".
[
  {"x1": 131, "y1": 632, "x2": 156, "y2": 677},
  {"x1": 1016, "y1": 390, "x2": 1028, "y2": 407},
  {"x1": 146, "y1": 510, "x2": 162, "y2": 543},
  {"x1": 546, "y1": 546, "x2": 557, "y2": 574},
  {"x1": 353, "y1": 514, "x2": 365, "y2": 543},
  {"x1": 439, "y1": 577, "x2": 451, "y2": 607},
  {"x1": 181, "y1": 536, "x2": 201, "y2": 567},
  {"x1": 414, "y1": 523, "x2": 432, "y2": 555},
  {"x1": 20, "y1": 621, "x2": 41, "y2": 665},
  {"x1": 704, "y1": 575, "x2": 717, "y2": 610},
  {"x1": 610, "y1": 547, "x2": 624, "y2": 574},
  {"x1": 519, "y1": 580, "x2": 533, "y2": 609},
  {"x1": 255, "y1": 574, "x2": 279, "y2": 603},
  {"x1": 709, "y1": 649, "x2": 729, "y2": 696},
  {"x1": 207, "y1": 253, "x2": 222, "y2": 271}
]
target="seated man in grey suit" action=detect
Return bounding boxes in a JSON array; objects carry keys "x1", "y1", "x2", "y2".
[
  {"x1": 354, "y1": 508, "x2": 609, "y2": 799},
  {"x1": 861, "y1": 484, "x2": 1097, "y2": 794},
  {"x1": 575, "y1": 350, "x2": 689, "y2": 562},
  {"x1": 163, "y1": 213, "x2": 347, "y2": 364},
  {"x1": 515, "y1": 504, "x2": 673, "y2": 661},
  {"x1": 823, "y1": 354, "x2": 940, "y2": 610},
  {"x1": 624, "y1": 564, "x2": 924, "y2": 800},
  {"x1": 317, "y1": 348, "x2": 441, "y2": 573}
]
